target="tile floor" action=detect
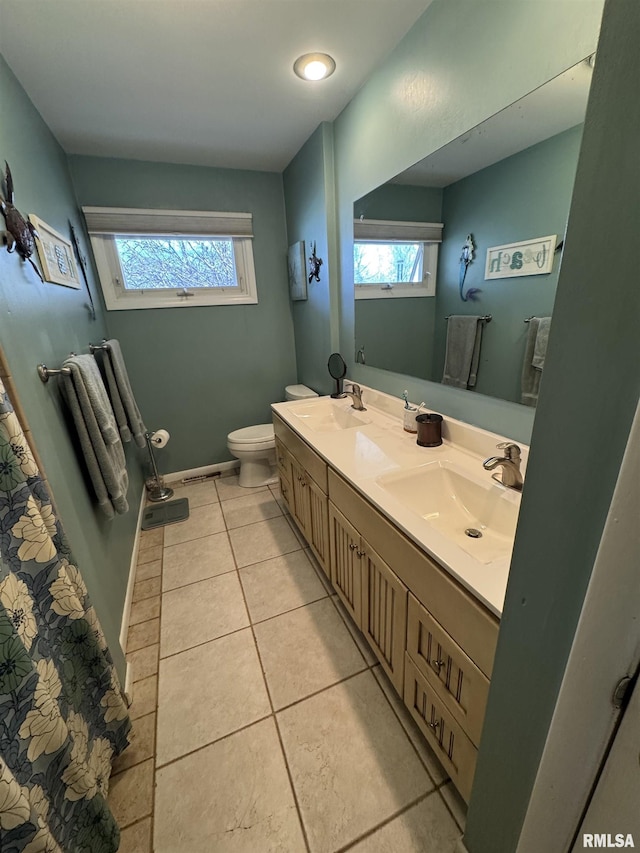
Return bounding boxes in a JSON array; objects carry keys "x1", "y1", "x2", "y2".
[{"x1": 108, "y1": 474, "x2": 467, "y2": 852}]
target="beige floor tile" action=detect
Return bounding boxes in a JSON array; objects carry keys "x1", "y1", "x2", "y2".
[
  {"x1": 132, "y1": 576, "x2": 161, "y2": 603},
  {"x1": 126, "y1": 618, "x2": 160, "y2": 653},
  {"x1": 138, "y1": 544, "x2": 162, "y2": 565},
  {"x1": 348, "y1": 792, "x2": 461, "y2": 852},
  {"x1": 128, "y1": 644, "x2": 159, "y2": 682},
  {"x1": 278, "y1": 671, "x2": 433, "y2": 853},
  {"x1": 255, "y1": 598, "x2": 367, "y2": 709},
  {"x1": 155, "y1": 718, "x2": 304, "y2": 853},
  {"x1": 135, "y1": 559, "x2": 161, "y2": 582},
  {"x1": 440, "y1": 781, "x2": 468, "y2": 831},
  {"x1": 164, "y1": 502, "x2": 225, "y2": 547},
  {"x1": 129, "y1": 596, "x2": 160, "y2": 626},
  {"x1": 171, "y1": 478, "x2": 220, "y2": 507},
  {"x1": 112, "y1": 712, "x2": 156, "y2": 774},
  {"x1": 163, "y1": 531, "x2": 236, "y2": 591},
  {"x1": 221, "y1": 490, "x2": 283, "y2": 530},
  {"x1": 229, "y1": 516, "x2": 301, "y2": 568},
  {"x1": 216, "y1": 473, "x2": 268, "y2": 501},
  {"x1": 108, "y1": 759, "x2": 154, "y2": 828},
  {"x1": 118, "y1": 817, "x2": 152, "y2": 853},
  {"x1": 240, "y1": 550, "x2": 327, "y2": 623},
  {"x1": 129, "y1": 675, "x2": 157, "y2": 720},
  {"x1": 332, "y1": 594, "x2": 378, "y2": 666},
  {"x1": 372, "y1": 665, "x2": 448, "y2": 785},
  {"x1": 156, "y1": 628, "x2": 270, "y2": 766},
  {"x1": 160, "y1": 573, "x2": 249, "y2": 657},
  {"x1": 139, "y1": 528, "x2": 163, "y2": 549}
]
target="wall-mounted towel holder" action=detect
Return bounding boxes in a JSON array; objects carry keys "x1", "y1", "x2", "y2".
[{"x1": 445, "y1": 314, "x2": 492, "y2": 323}]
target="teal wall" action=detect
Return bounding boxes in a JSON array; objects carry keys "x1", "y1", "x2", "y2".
[
  {"x1": 69, "y1": 155, "x2": 297, "y2": 472},
  {"x1": 466, "y1": 2, "x2": 640, "y2": 849},
  {"x1": 0, "y1": 56, "x2": 144, "y2": 678},
  {"x1": 353, "y1": 183, "x2": 442, "y2": 379},
  {"x1": 282, "y1": 123, "x2": 334, "y2": 395},
  {"x1": 332, "y1": 0, "x2": 603, "y2": 447},
  {"x1": 433, "y1": 125, "x2": 583, "y2": 402}
]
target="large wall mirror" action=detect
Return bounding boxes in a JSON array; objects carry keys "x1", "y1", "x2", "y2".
[{"x1": 353, "y1": 58, "x2": 594, "y2": 407}]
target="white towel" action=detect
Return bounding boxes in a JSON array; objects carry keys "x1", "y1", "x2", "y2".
[{"x1": 442, "y1": 316, "x2": 484, "y2": 389}]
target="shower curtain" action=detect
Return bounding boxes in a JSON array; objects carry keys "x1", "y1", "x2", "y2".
[{"x1": 0, "y1": 378, "x2": 131, "y2": 853}]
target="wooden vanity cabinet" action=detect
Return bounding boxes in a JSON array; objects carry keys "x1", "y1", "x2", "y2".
[
  {"x1": 273, "y1": 415, "x2": 330, "y2": 576},
  {"x1": 272, "y1": 413, "x2": 500, "y2": 803}
]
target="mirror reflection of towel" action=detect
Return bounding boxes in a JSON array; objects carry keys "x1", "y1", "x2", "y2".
[
  {"x1": 442, "y1": 316, "x2": 484, "y2": 389},
  {"x1": 521, "y1": 317, "x2": 551, "y2": 406}
]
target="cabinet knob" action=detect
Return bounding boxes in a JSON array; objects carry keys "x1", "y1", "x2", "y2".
[
  {"x1": 432, "y1": 659, "x2": 445, "y2": 673},
  {"x1": 356, "y1": 549, "x2": 365, "y2": 558},
  {"x1": 301, "y1": 480, "x2": 307, "y2": 488},
  {"x1": 349, "y1": 543, "x2": 358, "y2": 551},
  {"x1": 428, "y1": 719, "x2": 440, "y2": 732}
]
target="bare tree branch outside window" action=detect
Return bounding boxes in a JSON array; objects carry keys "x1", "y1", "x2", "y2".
[
  {"x1": 353, "y1": 242, "x2": 423, "y2": 285},
  {"x1": 115, "y1": 237, "x2": 237, "y2": 290}
]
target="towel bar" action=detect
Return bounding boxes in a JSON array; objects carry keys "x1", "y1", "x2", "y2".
[
  {"x1": 88, "y1": 340, "x2": 110, "y2": 353},
  {"x1": 37, "y1": 364, "x2": 72, "y2": 383},
  {"x1": 445, "y1": 314, "x2": 492, "y2": 323}
]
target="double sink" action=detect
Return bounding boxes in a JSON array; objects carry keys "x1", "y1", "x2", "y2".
[{"x1": 288, "y1": 398, "x2": 521, "y2": 567}]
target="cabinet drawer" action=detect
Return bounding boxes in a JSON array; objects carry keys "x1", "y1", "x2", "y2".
[
  {"x1": 279, "y1": 469, "x2": 293, "y2": 515},
  {"x1": 404, "y1": 654, "x2": 477, "y2": 803},
  {"x1": 407, "y1": 594, "x2": 489, "y2": 747},
  {"x1": 273, "y1": 414, "x2": 328, "y2": 493},
  {"x1": 275, "y1": 436, "x2": 292, "y2": 481},
  {"x1": 328, "y1": 469, "x2": 498, "y2": 677}
]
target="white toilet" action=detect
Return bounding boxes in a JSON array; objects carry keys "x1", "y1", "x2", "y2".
[{"x1": 227, "y1": 384, "x2": 318, "y2": 487}]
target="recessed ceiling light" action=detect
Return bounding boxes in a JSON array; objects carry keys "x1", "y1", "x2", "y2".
[{"x1": 293, "y1": 53, "x2": 336, "y2": 82}]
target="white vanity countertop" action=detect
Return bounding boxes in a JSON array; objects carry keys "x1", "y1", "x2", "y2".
[{"x1": 273, "y1": 386, "x2": 528, "y2": 618}]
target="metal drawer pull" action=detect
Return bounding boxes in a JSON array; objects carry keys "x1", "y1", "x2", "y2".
[
  {"x1": 428, "y1": 719, "x2": 440, "y2": 732},
  {"x1": 432, "y1": 659, "x2": 445, "y2": 673}
]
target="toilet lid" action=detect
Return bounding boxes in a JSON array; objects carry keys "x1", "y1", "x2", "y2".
[
  {"x1": 285, "y1": 384, "x2": 319, "y2": 400},
  {"x1": 228, "y1": 423, "x2": 274, "y2": 444}
]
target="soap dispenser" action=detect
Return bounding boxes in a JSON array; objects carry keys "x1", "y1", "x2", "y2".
[{"x1": 401, "y1": 390, "x2": 418, "y2": 433}]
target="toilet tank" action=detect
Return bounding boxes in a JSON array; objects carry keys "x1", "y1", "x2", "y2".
[{"x1": 285, "y1": 384, "x2": 318, "y2": 401}]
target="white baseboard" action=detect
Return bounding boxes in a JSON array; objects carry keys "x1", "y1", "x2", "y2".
[
  {"x1": 164, "y1": 459, "x2": 239, "y2": 484},
  {"x1": 123, "y1": 661, "x2": 134, "y2": 707},
  {"x1": 119, "y1": 485, "x2": 146, "y2": 654}
]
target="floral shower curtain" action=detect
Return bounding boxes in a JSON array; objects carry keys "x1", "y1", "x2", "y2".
[{"x1": 0, "y1": 379, "x2": 131, "y2": 852}]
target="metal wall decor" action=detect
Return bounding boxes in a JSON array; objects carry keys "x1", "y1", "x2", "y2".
[
  {"x1": 459, "y1": 233, "x2": 481, "y2": 302},
  {"x1": 0, "y1": 161, "x2": 43, "y2": 280},
  {"x1": 308, "y1": 241, "x2": 323, "y2": 283}
]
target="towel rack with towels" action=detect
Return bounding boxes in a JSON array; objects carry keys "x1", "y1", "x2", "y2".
[
  {"x1": 524, "y1": 316, "x2": 535, "y2": 323},
  {"x1": 445, "y1": 314, "x2": 492, "y2": 323},
  {"x1": 89, "y1": 340, "x2": 110, "y2": 353}
]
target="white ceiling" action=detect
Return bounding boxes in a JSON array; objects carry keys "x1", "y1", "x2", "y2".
[{"x1": 0, "y1": 0, "x2": 433, "y2": 172}]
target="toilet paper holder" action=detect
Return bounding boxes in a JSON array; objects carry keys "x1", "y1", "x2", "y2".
[{"x1": 145, "y1": 429, "x2": 173, "y2": 502}]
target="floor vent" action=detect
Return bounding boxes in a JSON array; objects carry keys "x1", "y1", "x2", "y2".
[{"x1": 181, "y1": 472, "x2": 222, "y2": 485}]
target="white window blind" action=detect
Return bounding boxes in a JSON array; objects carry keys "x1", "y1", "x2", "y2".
[
  {"x1": 353, "y1": 218, "x2": 443, "y2": 242},
  {"x1": 82, "y1": 207, "x2": 253, "y2": 237}
]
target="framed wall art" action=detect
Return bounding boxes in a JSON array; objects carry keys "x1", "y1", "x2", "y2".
[
  {"x1": 29, "y1": 214, "x2": 80, "y2": 288},
  {"x1": 287, "y1": 240, "x2": 307, "y2": 301}
]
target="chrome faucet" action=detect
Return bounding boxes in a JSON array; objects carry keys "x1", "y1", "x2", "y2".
[
  {"x1": 483, "y1": 442, "x2": 523, "y2": 491},
  {"x1": 344, "y1": 383, "x2": 366, "y2": 411}
]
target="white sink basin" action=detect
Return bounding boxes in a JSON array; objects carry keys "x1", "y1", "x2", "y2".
[
  {"x1": 376, "y1": 460, "x2": 520, "y2": 564},
  {"x1": 289, "y1": 400, "x2": 371, "y2": 432}
]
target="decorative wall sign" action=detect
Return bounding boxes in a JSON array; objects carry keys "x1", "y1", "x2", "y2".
[
  {"x1": 287, "y1": 240, "x2": 307, "y2": 301},
  {"x1": 29, "y1": 214, "x2": 80, "y2": 288},
  {"x1": 485, "y1": 234, "x2": 556, "y2": 280}
]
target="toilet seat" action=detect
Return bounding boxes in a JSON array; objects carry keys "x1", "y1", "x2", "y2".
[{"x1": 227, "y1": 424, "x2": 274, "y2": 445}]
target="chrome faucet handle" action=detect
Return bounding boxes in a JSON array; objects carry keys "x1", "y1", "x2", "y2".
[{"x1": 496, "y1": 442, "x2": 521, "y2": 462}]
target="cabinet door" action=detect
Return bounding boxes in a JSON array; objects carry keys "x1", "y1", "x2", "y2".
[
  {"x1": 279, "y1": 470, "x2": 293, "y2": 516},
  {"x1": 290, "y1": 457, "x2": 311, "y2": 537},
  {"x1": 407, "y1": 594, "x2": 489, "y2": 747},
  {"x1": 329, "y1": 503, "x2": 362, "y2": 626},
  {"x1": 275, "y1": 436, "x2": 292, "y2": 483},
  {"x1": 404, "y1": 654, "x2": 477, "y2": 803},
  {"x1": 360, "y1": 542, "x2": 407, "y2": 694},
  {"x1": 307, "y1": 476, "x2": 330, "y2": 577}
]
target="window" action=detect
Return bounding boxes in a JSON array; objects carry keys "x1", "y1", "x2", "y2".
[
  {"x1": 353, "y1": 218, "x2": 443, "y2": 300},
  {"x1": 83, "y1": 207, "x2": 257, "y2": 310}
]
